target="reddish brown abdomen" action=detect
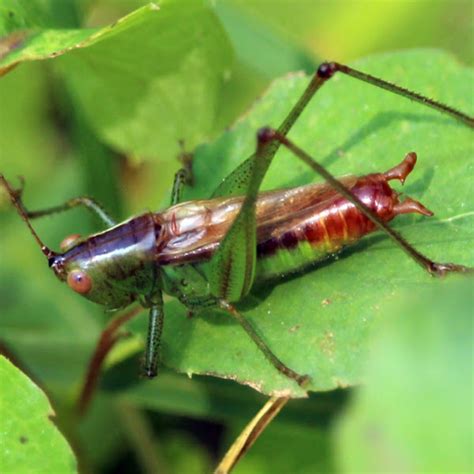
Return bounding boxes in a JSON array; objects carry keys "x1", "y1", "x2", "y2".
[{"x1": 254, "y1": 173, "x2": 422, "y2": 281}]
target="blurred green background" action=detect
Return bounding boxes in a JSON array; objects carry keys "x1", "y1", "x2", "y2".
[{"x1": 0, "y1": 1, "x2": 472, "y2": 473}]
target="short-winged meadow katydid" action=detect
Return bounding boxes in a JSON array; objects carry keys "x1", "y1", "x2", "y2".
[{"x1": 1, "y1": 60, "x2": 473, "y2": 394}]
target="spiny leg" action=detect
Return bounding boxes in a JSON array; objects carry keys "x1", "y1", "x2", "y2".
[
  {"x1": 219, "y1": 301, "x2": 309, "y2": 387},
  {"x1": 79, "y1": 291, "x2": 164, "y2": 411},
  {"x1": 168, "y1": 291, "x2": 308, "y2": 386},
  {"x1": 170, "y1": 140, "x2": 194, "y2": 206},
  {"x1": 142, "y1": 291, "x2": 164, "y2": 378},
  {"x1": 257, "y1": 127, "x2": 473, "y2": 277},
  {"x1": 321, "y1": 62, "x2": 474, "y2": 127},
  {"x1": 212, "y1": 61, "x2": 473, "y2": 199},
  {"x1": 1, "y1": 174, "x2": 54, "y2": 258},
  {"x1": 170, "y1": 169, "x2": 190, "y2": 206},
  {"x1": 25, "y1": 196, "x2": 115, "y2": 227},
  {"x1": 212, "y1": 65, "x2": 329, "y2": 198},
  {"x1": 1, "y1": 176, "x2": 115, "y2": 227}
]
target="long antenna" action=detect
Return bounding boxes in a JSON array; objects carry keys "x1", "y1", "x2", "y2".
[{"x1": 0, "y1": 174, "x2": 56, "y2": 259}]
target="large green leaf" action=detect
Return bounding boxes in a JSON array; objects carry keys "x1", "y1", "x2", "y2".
[
  {"x1": 157, "y1": 50, "x2": 473, "y2": 396},
  {"x1": 0, "y1": 356, "x2": 77, "y2": 474},
  {"x1": 57, "y1": 0, "x2": 233, "y2": 162},
  {"x1": 0, "y1": 1, "x2": 233, "y2": 162},
  {"x1": 334, "y1": 278, "x2": 473, "y2": 472},
  {"x1": 0, "y1": 51, "x2": 472, "y2": 403}
]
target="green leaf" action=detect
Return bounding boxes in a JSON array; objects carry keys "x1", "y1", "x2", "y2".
[
  {"x1": 0, "y1": 3, "x2": 150, "y2": 70},
  {"x1": 0, "y1": 51, "x2": 472, "y2": 404},
  {"x1": 58, "y1": 0, "x2": 233, "y2": 162},
  {"x1": 0, "y1": 1, "x2": 233, "y2": 162},
  {"x1": 0, "y1": 356, "x2": 77, "y2": 474},
  {"x1": 334, "y1": 278, "x2": 473, "y2": 473},
  {"x1": 160, "y1": 50, "x2": 473, "y2": 396}
]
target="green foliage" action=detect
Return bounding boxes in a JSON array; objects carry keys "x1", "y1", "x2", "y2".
[
  {"x1": 335, "y1": 278, "x2": 473, "y2": 472},
  {"x1": 164, "y1": 51, "x2": 473, "y2": 396},
  {"x1": 0, "y1": 1, "x2": 472, "y2": 472},
  {"x1": 0, "y1": 356, "x2": 77, "y2": 474},
  {"x1": 0, "y1": 2, "x2": 233, "y2": 162}
]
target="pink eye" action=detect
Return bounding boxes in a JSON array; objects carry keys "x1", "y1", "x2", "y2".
[
  {"x1": 60, "y1": 234, "x2": 81, "y2": 252},
  {"x1": 67, "y1": 270, "x2": 92, "y2": 294}
]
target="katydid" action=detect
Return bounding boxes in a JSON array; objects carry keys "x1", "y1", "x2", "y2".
[{"x1": 1, "y1": 62, "x2": 473, "y2": 390}]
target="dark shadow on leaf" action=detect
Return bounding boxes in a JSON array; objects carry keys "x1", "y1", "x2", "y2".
[{"x1": 403, "y1": 165, "x2": 435, "y2": 199}]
